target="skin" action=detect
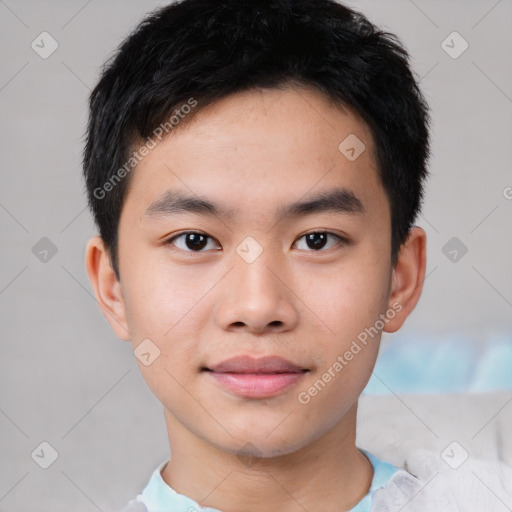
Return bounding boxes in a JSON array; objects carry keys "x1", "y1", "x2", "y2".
[{"x1": 85, "y1": 84, "x2": 426, "y2": 512}]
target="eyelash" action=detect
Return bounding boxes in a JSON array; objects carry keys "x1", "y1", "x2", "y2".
[{"x1": 164, "y1": 230, "x2": 349, "y2": 253}]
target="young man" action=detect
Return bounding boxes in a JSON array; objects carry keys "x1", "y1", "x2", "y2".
[{"x1": 83, "y1": 1, "x2": 432, "y2": 510}]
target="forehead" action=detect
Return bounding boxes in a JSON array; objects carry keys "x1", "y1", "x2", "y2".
[{"x1": 123, "y1": 85, "x2": 385, "y2": 221}]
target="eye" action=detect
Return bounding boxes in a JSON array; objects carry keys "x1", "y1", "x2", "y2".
[
  {"x1": 166, "y1": 231, "x2": 220, "y2": 252},
  {"x1": 294, "y1": 231, "x2": 346, "y2": 251},
  {"x1": 166, "y1": 230, "x2": 347, "y2": 253}
]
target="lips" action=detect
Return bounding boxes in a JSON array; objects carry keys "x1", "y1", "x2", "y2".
[
  {"x1": 204, "y1": 355, "x2": 308, "y2": 374},
  {"x1": 203, "y1": 355, "x2": 309, "y2": 398}
]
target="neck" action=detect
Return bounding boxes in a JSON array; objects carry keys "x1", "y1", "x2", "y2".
[{"x1": 161, "y1": 402, "x2": 373, "y2": 512}]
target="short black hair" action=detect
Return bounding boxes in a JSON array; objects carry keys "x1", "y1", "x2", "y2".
[{"x1": 83, "y1": 0, "x2": 430, "y2": 281}]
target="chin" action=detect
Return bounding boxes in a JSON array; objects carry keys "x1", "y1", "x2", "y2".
[{"x1": 215, "y1": 427, "x2": 310, "y2": 460}]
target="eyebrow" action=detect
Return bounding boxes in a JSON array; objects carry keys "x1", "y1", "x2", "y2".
[{"x1": 143, "y1": 187, "x2": 365, "y2": 221}]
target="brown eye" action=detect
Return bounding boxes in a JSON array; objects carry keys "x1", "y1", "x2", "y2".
[
  {"x1": 294, "y1": 232, "x2": 345, "y2": 251},
  {"x1": 167, "y1": 232, "x2": 220, "y2": 252}
]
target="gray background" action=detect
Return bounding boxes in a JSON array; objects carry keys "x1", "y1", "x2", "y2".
[{"x1": 1, "y1": 0, "x2": 511, "y2": 511}]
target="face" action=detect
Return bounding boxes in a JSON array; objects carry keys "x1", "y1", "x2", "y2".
[{"x1": 88, "y1": 85, "x2": 421, "y2": 459}]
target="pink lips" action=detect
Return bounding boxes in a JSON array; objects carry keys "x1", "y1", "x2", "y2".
[{"x1": 204, "y1": 355, "x2": 309, "y2": 398}]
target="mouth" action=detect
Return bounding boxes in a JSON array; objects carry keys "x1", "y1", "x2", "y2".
[{"x1": 202, "y1": 355, "x2": 310, "y2": 398}]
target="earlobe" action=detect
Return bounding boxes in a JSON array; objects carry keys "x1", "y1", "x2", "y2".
[
  {"x1": 84, "y1": 236, "x2": 131, "y2": 341},
  {"x1": 383, "y1": 226, "x2": 427, "y2": 333}
]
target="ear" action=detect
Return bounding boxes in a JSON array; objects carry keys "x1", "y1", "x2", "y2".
[
  {"x1": 84, "y1": 236, "x2": 131, "y2": 341},
  {"x1": 383, "y1": 226, "x2": 427, "y2": 333}
]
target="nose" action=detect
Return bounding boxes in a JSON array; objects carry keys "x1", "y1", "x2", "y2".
[{"x1": 214, "y1": 248, "x2": 299, "y2": 334}]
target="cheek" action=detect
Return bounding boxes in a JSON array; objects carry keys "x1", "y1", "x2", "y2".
[
  {"x1": 121, "y1": 253, "x2": 208, "y2": 338},
  {"x1": 301, "y1": 254, "x2": 390, "y2": 344},
  {"x1": 121, "y1": 258, "x2": 211, "y2": 378}
]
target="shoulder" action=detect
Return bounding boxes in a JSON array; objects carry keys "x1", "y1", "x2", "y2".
[
  {"x1": 119, "y1": 496, "x2": 148, "y2": 512},
  {"x1": 370, "y1": 448, "x2": 512, "y2": 512}
]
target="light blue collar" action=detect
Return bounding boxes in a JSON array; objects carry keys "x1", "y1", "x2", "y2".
[{"x1": 350, "y1": 448, "x2": 401, "y2": 511}]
